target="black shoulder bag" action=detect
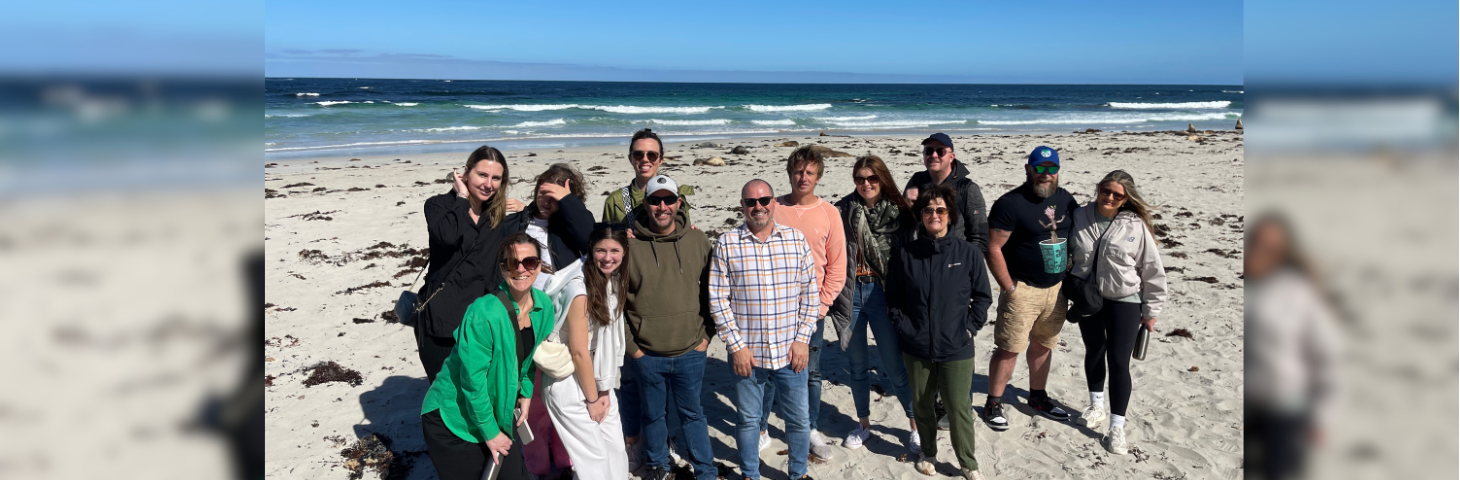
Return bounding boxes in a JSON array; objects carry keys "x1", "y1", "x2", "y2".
[
  {"x1": 1062, "y1": 217, "x2": 1114, "y2": 321},
  {"x1": 394, "y1": 235, "x2": 480, "y2": 328}
]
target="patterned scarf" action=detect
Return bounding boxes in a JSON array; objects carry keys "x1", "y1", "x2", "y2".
[{"x1": 850, "y1": 198, "x2": 902, "y2": 279}]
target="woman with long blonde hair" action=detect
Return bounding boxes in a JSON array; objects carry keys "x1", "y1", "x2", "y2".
[{"x1": 1066, "y1": 170, "x2": 1168, "y2": 456}]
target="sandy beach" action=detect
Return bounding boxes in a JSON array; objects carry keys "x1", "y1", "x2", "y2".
[{"x1": 264, "y1": 130, "x2": 1245, "y2": 480}]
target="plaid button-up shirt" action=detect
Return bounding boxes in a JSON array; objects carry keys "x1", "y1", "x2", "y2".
[{"x1": 709, "y1": 222, "x2": 820, "y2": 370}]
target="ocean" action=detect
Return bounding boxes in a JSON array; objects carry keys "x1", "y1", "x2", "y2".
[{"x1": 265, "y1": 79, "x2": 1243, "y2": 159}]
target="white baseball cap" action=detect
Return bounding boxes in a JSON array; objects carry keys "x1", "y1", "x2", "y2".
[{"x1": 644, "y1": 174, "x2": 679, "y2": 197}]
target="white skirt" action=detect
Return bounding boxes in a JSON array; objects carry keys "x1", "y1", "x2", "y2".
[{"x1": 544, "y1": 374, "x2": 628, "y2": 480}]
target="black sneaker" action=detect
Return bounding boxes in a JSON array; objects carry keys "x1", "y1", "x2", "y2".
[
  {"x1": 644, "y1": 465, "x2": 671, "y2": 480},
  {"x1": 981, "y1": 401, "x2": 1010, "y2": 431},
  {"x1": 1028, "y1": 395, "x2": 1072, "y2": 421}
]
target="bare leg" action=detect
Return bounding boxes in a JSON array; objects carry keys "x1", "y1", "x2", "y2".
[
  {"x1": 987, "y1": 349, "x2": 1020, "y2": 400},
  {"x1": 1027, "y1": 343, "x2": 1053, "y2": 391}
]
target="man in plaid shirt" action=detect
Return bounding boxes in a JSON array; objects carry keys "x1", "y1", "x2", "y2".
[{"x1": 710, "y1": 179, "x2": 820, "y2": 480}]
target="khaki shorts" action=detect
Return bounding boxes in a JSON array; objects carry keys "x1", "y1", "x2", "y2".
[{"x1": 993, "y1": 279, "x2": 1068, "y2": 353}]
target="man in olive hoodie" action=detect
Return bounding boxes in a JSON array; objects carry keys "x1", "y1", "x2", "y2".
[{"x1": 624, "y1": 174, "x2": 718, "y2": 480}]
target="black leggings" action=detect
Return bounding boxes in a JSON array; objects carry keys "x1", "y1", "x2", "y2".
[
  {"x1": 422, "y1": 410, "x2": 529, "y2": 480},
  {"x1": 1077, "y1": 300, "x2": 1142, "y2": 416},
  {"x1": 417, "y1": 325, "x2": 457, "y2": 382}
]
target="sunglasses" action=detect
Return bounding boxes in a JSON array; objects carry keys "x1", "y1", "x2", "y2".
[
  {"x1": 853, "y1": 175, "x2": 877, "y2": 185},
  {"x1": 644, "y1": 194, "x2": 679, "y2": 207},
  {"x1": 500, "y1": 256, "x2": 543, "y2": 272},
  {"x1": 1098, "y1": 187, "x2": 1127, "y2": 201},
  {"x1": 630, "y1": 150, "x2": 661, "y2": 162},
  {"x1": 741, "y1": 196, "x2": 773, "y2": 208},
  {"x1": 922, "y1": 147, "x2": 949, "y2": 156},
  {"x1": 1032, "y1": 165, "x2": 1060, "y2": 175},
  {"x1": 921, "y1": 206, "x2": 949, "y2": 216}
]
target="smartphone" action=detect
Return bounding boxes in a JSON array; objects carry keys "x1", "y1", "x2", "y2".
[{"x1": 514, "y1": 407, "x2": 535, "y2": 445}]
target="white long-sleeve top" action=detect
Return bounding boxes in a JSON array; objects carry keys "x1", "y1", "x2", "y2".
[
  {"x1": 545, "y1": 259, "x2": 627, "y2": 391},
  {"x1": 1245, "y1": 268, "x2": 1342, "y2": 426}
]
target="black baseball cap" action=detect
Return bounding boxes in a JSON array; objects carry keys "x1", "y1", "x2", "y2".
[{"x1": 920, "y1": 132, "x2": 954, "y2": 150}]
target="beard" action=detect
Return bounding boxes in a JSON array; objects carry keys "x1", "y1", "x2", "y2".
[{"x1": 1029, "y1": 176, "x2": 1059, "y2": 199}]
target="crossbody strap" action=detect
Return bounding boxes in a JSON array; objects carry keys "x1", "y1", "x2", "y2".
[
  {"x1": 620, "y1": 186, "x2": 635, "y2": 226},
  {"x1": 1088, "y1": 213, "x2": 1116, "y2": 282}
]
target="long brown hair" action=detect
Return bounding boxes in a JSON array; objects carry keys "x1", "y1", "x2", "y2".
[
  {"x1": 465, "y1": 145, "x2": 510, "y2": 228},
  {"x1": 1097, "y1": 170, "x2": 1154, "y2": 233},
  {"x1": 529, "y1": 163, "x2": 586, "y2": 217},
  {"x1": 852, "y1": 154, "x2": 912, "y2": 213},
  {"x1": 583, "y1": 227, "x2": 629, "y2": 326}
]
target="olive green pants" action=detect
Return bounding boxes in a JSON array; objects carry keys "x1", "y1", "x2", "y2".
[{"x1": 903, "y1": 353, "x2": 979, "y2": 471}]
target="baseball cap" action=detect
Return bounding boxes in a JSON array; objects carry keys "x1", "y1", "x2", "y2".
[
  {"x1": 644, "y1": 174, "x2": 680, "y2": 197},
  {"x1": 1027, "y1": 146, "x2": 1059, "y2": 166},
  {"x1": 920, "y1": 132, "x2": 954, "y2": 150}
]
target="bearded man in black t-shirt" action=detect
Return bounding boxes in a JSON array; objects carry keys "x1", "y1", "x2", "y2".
[{"x1": 979, "y1": 145, "x2": 1081, "y2": 432}]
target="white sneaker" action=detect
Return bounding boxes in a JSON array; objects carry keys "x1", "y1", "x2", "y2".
[
  {"x1": 961, "y1": 467, "x2": 986, "y2": 480},
  {"x1": 908, "y1": 428, "x2": 922, "y2": 455},
  {"x1": 844, "y1": 425, "x2": 871, "y2": 450},
  {"x1": 1104, "y1": 424, "x2": 1128, "y2": 455},
  {"x1": 914, "y1": 453, "x2": 937, "y2": 476},
  {"x1": 1081, "y1": 405, "x2": 1107, "y2": 429},
  {"x1": 809, "y1": 430, "x2": 833, "y2": 459},
  {"x1": 759, "y1": 430, "x2": 771, "y2": 452}
]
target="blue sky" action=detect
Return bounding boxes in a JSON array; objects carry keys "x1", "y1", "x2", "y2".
[{"x1": 265, "y1": 0, "x2": 1245, "y2": 84}]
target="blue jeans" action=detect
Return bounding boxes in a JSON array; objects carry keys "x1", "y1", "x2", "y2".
[
  {"x1": 736, "y1": 365, "x2": 810, "y2": 480},
  {"x1": 760, "y1": 318, "x2": 824, "y2": 433},
  {"x1": 620, "y1": 357, "x2": 685, "y2": 450},
  {"x1": 633, "y1": 349, "x2": 716, "y2": 480},
  {"x1": 846, "y1": 280, "x2": 916, "y2": 420}
]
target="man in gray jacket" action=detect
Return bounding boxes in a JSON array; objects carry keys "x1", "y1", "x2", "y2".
[{"x1": 903, "y1": 132, "x2": 990, "y2": 252}]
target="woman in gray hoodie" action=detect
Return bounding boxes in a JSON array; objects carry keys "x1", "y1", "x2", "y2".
[{"x1": 1067, "y1": 170, "x2": 1167, "y2": 456}]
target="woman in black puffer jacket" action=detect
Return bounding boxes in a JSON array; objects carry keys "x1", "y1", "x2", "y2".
[{"x1": 885, "y1": 184, "x2": 992, "y2": 480}]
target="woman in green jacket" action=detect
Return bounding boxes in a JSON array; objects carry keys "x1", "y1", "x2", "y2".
[{"x1": 421, "y1": 233, "x2": 557, "y2": 480}]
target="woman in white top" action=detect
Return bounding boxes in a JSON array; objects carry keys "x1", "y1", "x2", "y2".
[
  {"x1": 1067, "y1": 170, "x2": 1168, "y2": 456},
  {"x1": 543, "y1": 227, "x2": 631, "y2": 480}
]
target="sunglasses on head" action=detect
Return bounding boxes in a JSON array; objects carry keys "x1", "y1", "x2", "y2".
[
  {"x1": 741, "y1": 196, "x2": 772, "y2": 208},
  {"x1": 853, "y1": 175, "x2": 877, "y2": 185},
  {"x1": 644, "y1": 194, "x2": 679, "y2": 207},
  {"x1": 500, "y1": 256, "x2": 542, "y2": 272},
  {"x1": 921, "y1": 206, "x2": 949, "y2": 216},
  {"x1": 1032, "y1": 165, "x2": 1060, "y2": 175},
  {"x1": 630, "y1": 150, "x2": 661, "y2": 162},
  {"x1": 922, "y1": 147, "x2": 949, "y2": 156},
  {"x1": 1098, "y1": 187, "x2": 1127, "y2": 201}
]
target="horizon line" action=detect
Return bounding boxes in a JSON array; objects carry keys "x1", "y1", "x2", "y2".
[{"x1": 263, "y1": 76, "x2": 1245, "y2": 87}]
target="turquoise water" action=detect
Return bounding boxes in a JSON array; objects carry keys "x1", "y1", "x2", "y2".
[{"x1": 265, "y1": 79, "x2": 1243, "y2": 159}]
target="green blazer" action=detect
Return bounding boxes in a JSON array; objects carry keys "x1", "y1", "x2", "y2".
[{"x1": 421, "y1": 284, "x2": 555, "y2": 443}]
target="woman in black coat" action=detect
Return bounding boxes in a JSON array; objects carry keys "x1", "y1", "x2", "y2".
[
  {"x1": 885, "y1": 184, "x2": 992, "y2": 480},
  {"x1": 419, "y1": 145, "x2": 524, "y2": 382}
]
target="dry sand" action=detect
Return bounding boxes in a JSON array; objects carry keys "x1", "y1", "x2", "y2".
[{"x1": 264, "y1": 131, "x2": 1245, "y2": 479}]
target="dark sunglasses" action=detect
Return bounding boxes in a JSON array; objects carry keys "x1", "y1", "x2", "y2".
[
  {"x1": 1032, "y1": 165, "x2": 1060, "y2": 175},
  {"x1": 920, "y1": 206, "x2": 949, "y2": 216},
  {"x1": 643, "y1": 194, "x2": 679, "y2": 207},
  {"x1": 922, "y1": 147, "x2": 949, "y2": 156},
  {"x1": 853, "y1": 175, "x2": 876, "y2": 185},
  {"x1": 1098, "y1": 187, "x2": 1127, "y2": 201},
  {"x1": 630, "y1": 150, "x2": 661, "y2": 162},
  {"x1": 741, "y1": 196, "x2": 773, "y2": 208},
  {"x1": 500, "y1": 256, "x2": 542, "y2": 272}
]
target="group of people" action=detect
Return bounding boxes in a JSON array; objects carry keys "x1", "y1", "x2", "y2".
[{"x1": 413, "y1": 128, "x2": 1169, "y2": 480}]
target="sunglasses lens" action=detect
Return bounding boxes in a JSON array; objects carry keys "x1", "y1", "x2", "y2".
[{"x1": 522, "y1": 257, "x2": 541, "y2": 270}]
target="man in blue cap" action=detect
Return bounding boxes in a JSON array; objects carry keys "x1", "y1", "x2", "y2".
[
  {"x1": 903, "y1": 133, "x2": 989, "y2": 251},
  {"x1": 981, "y1": 145, "x2": 1080, "y2": 432}
]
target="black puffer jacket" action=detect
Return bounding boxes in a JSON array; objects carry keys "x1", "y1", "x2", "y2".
[
  {"x1": 885, "y1": 225, "x2": 994, "y2": 362},
  {"x1": 496, "y1": 192, "x2": 595, "y2": 273},
  {"x1": 904, "y1": 160, "x2": 990, "y2": 252}
]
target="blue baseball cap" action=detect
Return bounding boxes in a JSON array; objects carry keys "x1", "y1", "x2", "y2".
[
  {"x1": 920, "y1": 132, "x2": 954, "y2": 150},
  {"x1": 1027, "y1": 146, "x2": 1059, "y2": 166}
]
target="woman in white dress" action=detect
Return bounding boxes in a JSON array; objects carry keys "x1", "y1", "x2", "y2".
[{"x1": 542, "y1": 227, "x2": 631, "y2": 480}]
